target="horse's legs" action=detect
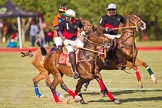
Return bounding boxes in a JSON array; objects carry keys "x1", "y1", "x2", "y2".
[
  {"x1": 96, "y1": 77, "x2": 106, "y2": 97},
  {"x1": 133, "y1": 67, "x2": 143, "y2": 88},
  {"x1": 83, "y1": 81, "x2": 90, "y2": 91},
  {"x1": 60, "y1": 83, "x2": 82, "y2": 102},
  {"x1": 33, "y1": 73, "x2": 44, "y2": 97},
  {"x1": 95, "y1": 77, "x2": 120, "y2": 104},
  {"x1": 31, "y1": 55, "x2": 52, "y2": 88},
  {"x1": 35, "y1": 65, "x2": 51, "y2": 87},
  {"x1": 75, "y1": 78, "x2": 90, "y2": 104},
  {"x1": 59, "y1": 82, "x2": 82, "y2": 103},
  {"x1": 54, "y1": 72, "x2": 82, "y2": 103},
  {"x1": 50, "y1": 77, "x2": 61, "y2": 103},
  {"x1": 83, "y1": 57, "x2": 103, "y2": 91},
  {"x1": 122, "y1": 61, "x2": 143, "y2": 88},
  {"x1": 135, "y1": 58, "x2": 157, "y2": 83}
]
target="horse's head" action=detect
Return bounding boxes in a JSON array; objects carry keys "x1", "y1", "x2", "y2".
[
  {"x1": 79, "y1": 19, "x2": 111, "y2": 52},
  {"x1": 127, "y1": 14, "x2": 146, "y2": 31},
  {"x1": 83, "y1": 26, "x2": 111, "y2": 50},
  {"x1": 77, "y1": 18, "x2": 93, "y2": 42},
  {"x1": 119, "y1": 15, "x2": 147, "y2": 47},
  {"x1": 80, "y1": 18, "x2": 93, "y2": 33}
]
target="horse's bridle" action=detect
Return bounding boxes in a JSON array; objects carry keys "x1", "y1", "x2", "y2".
[
  {"x1": 128, "y1": 15, "x2": 146, "y2": 32},
  {"x1": 118, "y1": 15, "x2": 145, "y2": 48},
  {"x1": 117, "y1": 15, "x2": 145, "y2": 64},
  {"x1": 83, "y1": 31, "x2": 111, "y2": 49}
]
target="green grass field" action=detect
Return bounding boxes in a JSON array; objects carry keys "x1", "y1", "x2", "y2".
[{"x1": 0, "y1": 50, "x2": 162, "y2": 108}]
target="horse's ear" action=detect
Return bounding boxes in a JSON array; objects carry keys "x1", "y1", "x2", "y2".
[{"x1": 125, "y1": 13, "x2": 129, "y2": 17}]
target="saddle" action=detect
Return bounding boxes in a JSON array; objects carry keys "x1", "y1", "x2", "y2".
[{"x1": 58, "y1": 47, "x2": 80, "y2": 66}]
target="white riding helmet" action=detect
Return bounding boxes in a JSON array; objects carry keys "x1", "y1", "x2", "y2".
[
  {"x1": 64, "y1": 9, "x2": 76, "y2": 17},
  {"x1": 107, "y1": 3, "x2": 117, "y2": 10}
]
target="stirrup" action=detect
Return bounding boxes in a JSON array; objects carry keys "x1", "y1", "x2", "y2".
[{"x1": 73, "y1": 71, "x2": 80, "y2": 79}]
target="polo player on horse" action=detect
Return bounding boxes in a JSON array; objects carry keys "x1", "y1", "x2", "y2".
[
  {"x1": 98, "y1": 3, "x2": 126, "y2": 66},
  {"x1": 58, "y1": 9, "x2": 84, "y2": 79}
]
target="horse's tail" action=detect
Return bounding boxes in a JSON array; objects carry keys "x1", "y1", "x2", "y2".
[
  {"x1": 36, "y1": 41, "x2": 47, "y2": 56},
  {"x1": 20, "y1": 50, "x2": 33, "y2": 57}
]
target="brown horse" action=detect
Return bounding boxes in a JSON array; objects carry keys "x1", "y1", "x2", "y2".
[
  {"x1": 84, "y1": 14, "x2": 156, "y2": 92},
  {"x1": 19, "y1": 18, "x2": 94, "y2": 98},
  {"x1": 40, "y1": 21, "x2": 122, "y2": 104},
  {"x1": 21, "y1": 47, "x2": 54, "y2": 97}
]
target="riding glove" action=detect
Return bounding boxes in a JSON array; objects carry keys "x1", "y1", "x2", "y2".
[{"x1": 105, "y1": 27, "x2": 111, "y2": 32}]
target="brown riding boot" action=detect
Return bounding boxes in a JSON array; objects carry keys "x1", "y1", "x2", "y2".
[
  {"x1": 112, "y1": 38, "x2": 117, "y2": 50},
  {"x1": 69, "y1": 52, "x2": 79, "y2": 79}
]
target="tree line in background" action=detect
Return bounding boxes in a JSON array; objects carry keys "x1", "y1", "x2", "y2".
[{"x1": 0, "y1": 0, "x2": 162, "y2": 41}]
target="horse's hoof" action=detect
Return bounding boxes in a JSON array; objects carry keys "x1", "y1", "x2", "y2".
[
  {"x1": 36, "y1": 94, "x2": 42, "y2": 98},
  {"x1": 100, "y1": 93, "x2": 106, "y2": 97},
  {"x1": 83, "y1": 85, "x2": 88, "y2": 91},
  {"x1": 152, "y1": 79, "x2": 157, "y2": 84},
  {"x1": 113, "y1": 99, "x2": 121, "y2": 104},
  {"x1": 59, "y1": 94, "x2": 64, "y2": 98},
  {"x1": 80, "y1": 99, "x2": 88, "y2": 104},
  {"x1": 100, "y1": 90, "x2": 106, "y2": 97},
  {"x1": 59, "y1": 95, "x2": 65, "y2": 101},
  {"x1": 138, "y1": 87, "x2": 143, "y2": 91},
  {"x1": 151, "y1": 75, "x2": 157, "y2": 83},
  {"x1": 74, "y1": 95, "x2": 82, "y2": 103},
  {"x1": 138, "y1": 83, "x2": 143, "y2": 89},
  {"x1": 39, "y1": 94, "x2": 47, "y2": 98}
]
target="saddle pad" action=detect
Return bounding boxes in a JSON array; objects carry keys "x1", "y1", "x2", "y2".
[
  {"x1": 58, "y1": 52, "x2": 80, "y2": 65},
  {"x1": 58, "y1": 53, "x2": 67, "y2": 64}
]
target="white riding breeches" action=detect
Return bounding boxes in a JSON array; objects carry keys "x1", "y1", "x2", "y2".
[
  {"x1": 64, "y1": 38, "x2": 84, "y2": 53},
  {"x1": 54, "y1": 37, "x2": 63, "y2": 47},
  {"x1": 104, "y1": 34, "x2": 121, "y2": 40}
]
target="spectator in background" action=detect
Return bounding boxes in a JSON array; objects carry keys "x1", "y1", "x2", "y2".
[
  {"x1": 45, "y1": 28, "x2": 53, "y2": 46},
  {"x1": 30, "y1": 20, "x2": 39, "y2": 46},
  {"x1": 7, "y1": 31, "x2": 18, "y2": 48}
]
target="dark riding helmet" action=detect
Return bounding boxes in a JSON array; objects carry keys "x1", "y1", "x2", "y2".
[{"x1": 59, "y1": 6, "x2": 67, "y2": 12}]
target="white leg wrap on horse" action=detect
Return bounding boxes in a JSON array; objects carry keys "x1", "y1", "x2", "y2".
[
  {"x1": 151, "y1": 74, "x2": 156, "y2": 81},
  {"x1": 74, "y1": 95, "x2": 82, "y2": 102}
]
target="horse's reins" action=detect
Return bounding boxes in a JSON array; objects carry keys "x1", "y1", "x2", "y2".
[
  {"x1": 117, "y1": 16, "x2": 141, "y2": 67},
  {"x1": 78, "y1": 27, "x2": 136, "y2": 55},
  {"x1": 83, "y1": 35, "x2": 108, "y2": 47},
  {"x1": 73, "y1": 44, "x2": 103, "y2": 54},
  {"x1": 118, "y1": 31, "x2": 135, "y2": 47},
  {"x1": 118, "y1": 15, "x2": 140, "y2": 48},
  {"x1": 77, "y1": 33, "x2": 105, "y2": 54},
  {"x1": 78, "y1": 18, "x2": 139, "y2": 55},
  {"x1": 111, "y1": 26, "x2": 137, "y2": 30}
]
